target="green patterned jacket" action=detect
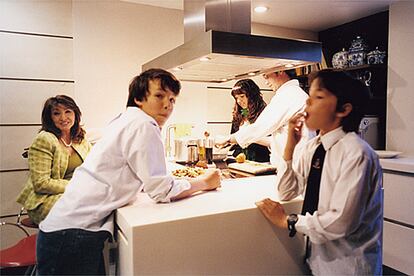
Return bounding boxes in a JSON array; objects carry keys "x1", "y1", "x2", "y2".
[{"x1": 16, "y1": 131, "x2": 91, "y2": 220}]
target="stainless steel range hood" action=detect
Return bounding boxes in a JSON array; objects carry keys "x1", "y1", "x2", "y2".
[{"x1": 142, "y1": 0, "x2": 322, "y2": 83}]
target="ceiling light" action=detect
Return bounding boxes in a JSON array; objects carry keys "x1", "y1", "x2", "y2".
[
  {"x1": 285, "y1": 64, "x2": 294, "y2": 68},
  {"x1": 199, "y1": 56, "x2": 211, "y2": 62},
  {"x1": 173, "y1": 67, "x2": 183, "y2": 71},
  {"x1": 254, "y1": 6, "x2": 268, "y2": 13},
  {"x1": 248, "y1": 72, "x2": 256, "y2": 76}
]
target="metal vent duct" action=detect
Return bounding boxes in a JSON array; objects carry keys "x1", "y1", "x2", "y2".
[{"x1": 142, "y1": 0, "x2": 321, "y2": 83}]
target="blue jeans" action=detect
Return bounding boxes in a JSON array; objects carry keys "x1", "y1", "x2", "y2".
[{"x1": 37, "y1": 229, "x2": 110, "y2": 275}]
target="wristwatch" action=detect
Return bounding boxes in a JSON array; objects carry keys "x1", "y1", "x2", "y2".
[{"x1": 287, "y1": 214, "x2": 298, "y2": 237}]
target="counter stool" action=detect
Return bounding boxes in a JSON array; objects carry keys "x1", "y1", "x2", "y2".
[{"x1": 0, "y1": 222, "x2": 37, "y2": 275}]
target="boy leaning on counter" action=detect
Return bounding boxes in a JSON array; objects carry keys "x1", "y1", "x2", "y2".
[
  {"x1": 256, "y1": 69, "x2": 383, "y2": 275},
  {"x1": 36, "y1": 68, "x2": 221, "y2": 275}
]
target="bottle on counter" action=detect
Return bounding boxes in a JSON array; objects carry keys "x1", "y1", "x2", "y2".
[{"x1": 203, "y1": 131, "x2": 214, "y2": 164}]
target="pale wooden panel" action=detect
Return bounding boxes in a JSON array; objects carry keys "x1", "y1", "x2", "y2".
[
  {"x1": 0, "y1": 214, "x2": 37, "y2": 249},
  {"x1": 0, "y1": 170, "x2": 38, "y2": 249},
  {"x1": 0, "y1": 32, "x2": 73, "y2": 80},
  {"x1": 0, "y1": 126, "x2": 39, "y2": 171},
  {"x1": 0, "y1": 79, "x2": 74, "y2": 124},
  {"x1": 383, "y1": 221, "x2": 414, "y2": 275},
  {"x1": 383, "y1": 172, "x2": 414, "y2": 226},
  {"x1": 0, "y1": 170, "x2": 29, "y2": 217},
  {"x1": 206, "y1": 88, "x2": 234, "y2": 122},
  {"x1": 0, "y1": 0, "x2": 72, "y2": 37}
]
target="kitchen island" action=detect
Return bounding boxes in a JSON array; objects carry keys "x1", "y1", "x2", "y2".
[{"x1": 116, "y1": 175, "x2": 306, "y2": 275}]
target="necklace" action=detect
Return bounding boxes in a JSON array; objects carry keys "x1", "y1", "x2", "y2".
[{"x1": 60, "y1": 137, "x2": 72, "y2": 147}]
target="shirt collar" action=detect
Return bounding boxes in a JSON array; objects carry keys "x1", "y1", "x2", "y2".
[
  {"x1": 125, "y1": 106, "x2": 160, "y2": 127},
  {"x1": 319, "y1": 127, "x2": 346, "y2": 151},
  {"x1": 278, "y1": 79, "x2": 299, "y2": 92}
]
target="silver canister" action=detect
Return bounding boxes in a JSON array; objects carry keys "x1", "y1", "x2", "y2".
[{"x1": 187, "y1": 139, "x2": 198, "y2": 163}]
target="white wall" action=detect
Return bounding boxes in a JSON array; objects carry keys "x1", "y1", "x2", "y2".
[
  {"x1": 387, "y1": 2, "x2": 414, "y2": 155},
  {"x1": 72, "y1": 1, "x2": 184, "y2": 130}
]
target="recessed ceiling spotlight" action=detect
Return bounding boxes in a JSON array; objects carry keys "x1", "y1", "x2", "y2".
[
  {"x1": 248, "y1": 72, "x2": 256, "y2": 76},
  {"x1": 285, "y1": 64, "x2": 294, "y2": 68},
  {"x1": 199, "y1": 56, "x2": 211, "y2": 62},
  {"x1": 173, "y1": 67, "x2": 183, "y2": 71},
  {"x1": 254, "y1": 6, "x2": 268, "y2": 13}
]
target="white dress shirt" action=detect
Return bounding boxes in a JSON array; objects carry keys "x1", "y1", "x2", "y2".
[
  {"x1": 277, "y1": 127, "x2": 383, "y2": 275},
  {"x1": 233, "y1": 79, "x2": 314, "y2": 170},
  {"x1": 40, "y1": 107, "x2": 191, "y2": 234}
]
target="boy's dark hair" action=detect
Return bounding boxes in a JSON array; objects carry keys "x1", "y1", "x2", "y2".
[
  {"x1": 127, "y1": 68, "x2": 181, "y2": 107},
  {"x1": 308, "y1": 69, "x2": 370, "y2": 133},
  {"x1": 284, "y1": 68, "x2": 297, "y2": 79},
  {"x1": 41, "y1": 95, "x2": 85, "y2": 142},
  {"x1": 231, "y1": 79, "x2": 267, "y2": 133}
]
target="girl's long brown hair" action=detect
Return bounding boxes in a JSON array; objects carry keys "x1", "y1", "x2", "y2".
[{"x1": 231, "y1": 79, "x2": 267, "y2": 133}]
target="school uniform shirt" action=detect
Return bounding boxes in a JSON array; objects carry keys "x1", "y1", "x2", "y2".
[
  {"x1": 277, "y1": 127, "x2": 383, "y2": 275},
  {"x1": 40, "y1": 107, "x2": 191, "y2": 234},
  {"x1": 233, "y1": 79, "x2": 315, "y2": 170}
]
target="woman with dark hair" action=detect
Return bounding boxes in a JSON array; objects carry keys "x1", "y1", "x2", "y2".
[
  {"x1": 17, "y1": 95, "x2": 91, "y2": 225},
  {"x1": 230, "y1": 79, "x2": 270, "y2": 162}
]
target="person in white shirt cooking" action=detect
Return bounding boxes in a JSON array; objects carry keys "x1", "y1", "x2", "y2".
[
  {"x1": 217, "y1": 69, "x2": 315, "y2": 170},
  {"x1": 37, "y1": 68, "x2": 221, "y2": 275},
  {"x1": 256, "y1": 69, "x2": 383, "y2": 275}
]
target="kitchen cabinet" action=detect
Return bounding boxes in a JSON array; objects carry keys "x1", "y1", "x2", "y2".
[
  {"x1": 380, "y1": 157, "x2": 414, "y2": 275},
  {"x1": 318, "y1": 11, "x2": 389, "y2": 150},
  {"x1": 115, "y1": 175, "x2": 307, "y2": 275},
  {"x1": 339, "y1": 64, "x2": 387, "y2": 149}
]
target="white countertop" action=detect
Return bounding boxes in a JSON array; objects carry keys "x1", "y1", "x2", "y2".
[
  {"x1": 116, "y1": 175, "x2": 301, "y2": 230},
  {"x1": 115, "y1": 175, "x2": 306, "y2": 275},
  {"x1": 379, "y1": 156, "x2": 414, "y2": 174}
]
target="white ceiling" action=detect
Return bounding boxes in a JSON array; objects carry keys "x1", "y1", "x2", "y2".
[{"x1": 123, "y1": 0, "x2": 400, "y2": 31}]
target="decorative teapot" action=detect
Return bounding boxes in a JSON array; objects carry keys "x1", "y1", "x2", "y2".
[
  {"x1": 332, "y1": 48, "x2": 349, "y2": 69},
  {"x1": 348, "y1": 36, "x2": 369, "y2": 67},
  {"x1": 367, "y1": 47, "x2": 387, "y2": 65}
]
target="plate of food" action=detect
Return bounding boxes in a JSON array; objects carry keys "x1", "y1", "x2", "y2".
[
  {"x1": 375, "y1": 150, "x2": 402, "y2": 159},
  {"x1": 172, "y1": 167, "x2": 205, "y2": 179}
]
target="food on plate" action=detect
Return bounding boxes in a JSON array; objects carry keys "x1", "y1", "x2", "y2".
[
  {"x1": 172, "y1": 167, "x2": 205, "y2": 178},
  {"x1": 195, "y1": 160, "x2": 208, "y2": 169},
  {"x1": 235, "y1": 153, "x2": 246, "y2": 163}
]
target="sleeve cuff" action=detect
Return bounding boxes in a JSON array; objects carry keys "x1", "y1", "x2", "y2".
[{"x1": 159, "y1": 178, "x2": 192, "y2": 203}]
